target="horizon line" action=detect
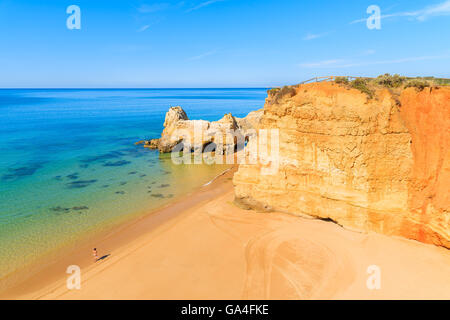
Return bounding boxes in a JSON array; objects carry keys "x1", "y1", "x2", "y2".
[{"x1": 0, "y1": 87, "x2": 272, "y2": 90}]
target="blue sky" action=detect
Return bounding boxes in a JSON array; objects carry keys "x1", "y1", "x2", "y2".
[{"x1": 0, "y1": 0, "x2": 449, "y2": 87}]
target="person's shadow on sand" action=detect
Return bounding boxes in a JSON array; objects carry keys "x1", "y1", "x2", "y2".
[{"x1": 96, "y1": 254, "x2": 110, "y2": 262}]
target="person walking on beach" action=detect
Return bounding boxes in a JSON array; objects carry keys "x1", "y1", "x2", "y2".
[{"x1": 92, "y1": 248, "x2": 99, "y2": 262}]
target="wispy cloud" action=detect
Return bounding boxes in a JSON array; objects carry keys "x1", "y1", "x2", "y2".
[
  {"x1": 187, "y1": 50, "x2": 217, "y2": 61},
  {"x1": 186, "y1": 0, "x2": 224, "y2": 13},
  {"x1": 137, "y1": 25, "x2": 150, "y2": 32},
  {"x1": 299, "y1": 53, "x2": 450, "y2": 69},
  {"x1": 302, "y1": 32, "x2": 330, "y2": 41},
  {"x1": 416, "y1": 0, "x2": 450, "y2": 20},
  {"x1": 351, "y1": 12, "x2": 414, "y2": 25},
  {"x1": 351, "y1": 0, "x2": 450, "y2": 24}
]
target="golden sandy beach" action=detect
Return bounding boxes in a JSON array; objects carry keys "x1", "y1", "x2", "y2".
[{"x1": 2, "y1": 168, "x2": 450, "y2": 300}]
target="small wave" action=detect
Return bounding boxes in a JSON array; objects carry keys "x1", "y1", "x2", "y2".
[{"x1": 202, "y1": 168, "x2": 232, "y2": 187}]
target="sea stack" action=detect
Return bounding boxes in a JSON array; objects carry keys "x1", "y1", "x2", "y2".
[{"x1": 144, "y1": 106, "x2": 263, "y2": 154}]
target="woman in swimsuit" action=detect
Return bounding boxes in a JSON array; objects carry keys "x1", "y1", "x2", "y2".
[{"x1": 92, "y1": 248, "x2": 98, "y2": 262}]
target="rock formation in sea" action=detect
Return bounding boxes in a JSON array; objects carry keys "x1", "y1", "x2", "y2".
[
  {"x1": 233, "y1": 81, "x2": 450, "y2": 248},
  {"x1": 143, "y1": 106, "x2": 263, "y2": 154}
]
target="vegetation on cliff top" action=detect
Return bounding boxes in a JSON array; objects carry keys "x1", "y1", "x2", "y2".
[
  {"x1": 349, "y1": 78, "x2": 374, "y2": 99},
  {"x1": 268, "y1": 85, "x2": 297, "y2": 103},
  {"x1": 267, "y1": 74, "x2": 449, "y2": 101},
  {"x1": 338, "y1": 74, "x2": 448, "y2": 98},
  {"x1": 404, "y1": 79, "x2": 431, "y2": 91}
]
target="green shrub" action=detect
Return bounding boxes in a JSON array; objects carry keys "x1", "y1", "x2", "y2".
[
  {"x1": 335, "y1": 76, "x2": 349, "y2": 85},
  {"x1": 279, "y1": 85, "x2": 296, "y2": 98},
  {"x1": 269, "y1": 85, "x2": 296, "y2": 102},
  {"x1": 405, "y1": 79, "x2": 430, "y2": 91},
  {"x1": 432, "y1": 78, "x2": 450, "y2": 86},
  {"x1": 350, "y1": 78, "x2": 374, "y2": 98},
  {"x1": 268, "y1": 88, "x2": 280, "y2": 96},
  {"x1": 375, "y1": 73, "x2": 406, "y2": 88}
]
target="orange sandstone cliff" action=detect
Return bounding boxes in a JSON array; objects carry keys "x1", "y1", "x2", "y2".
[{"x1": 233, "y1": 82, "x2": 450, "y2": 248}]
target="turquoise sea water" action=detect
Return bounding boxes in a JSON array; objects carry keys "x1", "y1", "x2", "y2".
[{"x1": 0, "y1": 88, "x2": 267, "y2": 285}]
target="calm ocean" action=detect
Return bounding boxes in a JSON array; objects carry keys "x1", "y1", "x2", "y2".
[{"x1": 0, "y1": 88, "x2": 267, "y2": 285}]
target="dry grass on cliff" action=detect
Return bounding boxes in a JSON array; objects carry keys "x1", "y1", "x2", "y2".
[
  {"x1": 267, "y1": 85, "x2": 297, "y2": 103},
  {"x1": 334, "y1": 74, "x2": 449, "y2": 98},
  {"x1": 267, "y1": 74, "x2": 449, "y2": 102}
]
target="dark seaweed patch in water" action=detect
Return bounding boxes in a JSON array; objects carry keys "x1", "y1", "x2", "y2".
[
  {"x1": 80, "y1": 151, "x2": 124, "y2": 164},
  {"x1": 118, "y1": 147, "x2": 146, "y2": 159},
  {"x1": 119, "y1": 181, "x2": 127, "y2": 186},
  {"x1": 79, "y1": 164, "x2": 89, "y2": 169},
  {"x1": 54, "y1": 175, "x2": 62, "y2": 181},
  {"x1": 103, "y1": 160, "x2": 131, "y2": 167},
  {"x1": 151, "y1": 182, "x2": 156, "y2": 185},
  {"x1": 101, "y1": 185, "x2": 110, "y2": 188},
  {"x1": 67, "y1": 173, "x2": 79, "y2": 180},
  {"x1": 66, "y1": 180, "x2": 97, "y2": 189},
  {"x1": 150, "y1": 193, "x2": 165, "y2": 198},
  {"x1": 50, "y1": 205, "x2": 89, "y2": 215},
  {"x1": 158, "y1": 184, "x2": 170, "y2": 188},
  {"x1": 140, "y1": 174, "x2": 147, "y2": 177},
  {"x1": 115, "y1": 191, "x2": 126, "y2": 195},
  {"x1": 2, "y1": 163, "x2": 43, "y2": 181},
  {"x1": 72, "y1": 206, "x2": 89, "y2": 211},
  {"x1": 128, "y1": 171, "x2": 137, "y2": 175},
  {"x1": 50, "y1": 206, "x2": 71, "y2": 213}
]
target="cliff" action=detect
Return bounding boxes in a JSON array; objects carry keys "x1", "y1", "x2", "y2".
[{"x1": 233, "y1": 82, "x2": 450, "y2": 248}]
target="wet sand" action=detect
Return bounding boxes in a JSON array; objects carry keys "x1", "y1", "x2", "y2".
[{"x1": 2, "y1": 167, "x2": 450, "y2": 299}]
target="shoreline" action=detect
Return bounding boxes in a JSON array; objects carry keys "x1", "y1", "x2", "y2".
[
  {"x1": 2, "y1": 165, "x2": 450, "y2": 299},
  {"x1": 0, "y1": 166, "x2": 237, "y2": 299}
]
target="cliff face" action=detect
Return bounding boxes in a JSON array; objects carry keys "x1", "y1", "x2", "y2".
[
  {"x1": 399, "y1": 88, "x2": 450, "y2": 246},
  {"x1": 233, "y1": 82, "x2": 450, "y2": 248}
]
